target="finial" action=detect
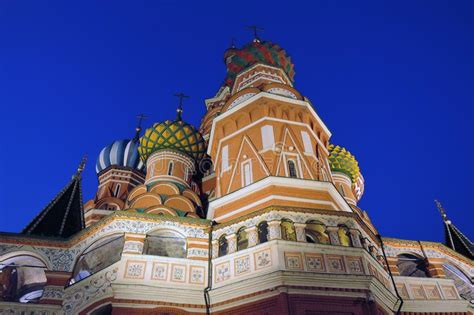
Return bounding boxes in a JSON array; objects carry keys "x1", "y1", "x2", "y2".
[
  {"x1": 435, "y1": 199, "x2": 451, "y2": 224},
  {"x1": 74, "y1": 155, "x2": 87, "y2": 178},
  {"x1": 134, "y1": 114, "x2": 148, "y2": 141},
  {"x1": 174, "y1": 92, "x2": 189, "y2": 120},
  {"x1": 246, "y1": 25, "x2": 264, "y2": 43}
]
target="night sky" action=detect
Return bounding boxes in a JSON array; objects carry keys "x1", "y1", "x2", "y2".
[{"x1": 0, "y1": 1, "x2": 472, "y2": 242}]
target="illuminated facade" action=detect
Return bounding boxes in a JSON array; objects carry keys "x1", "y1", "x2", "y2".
[{"x1": 0, "y1": 36, "x2": 473, "y2": 315}]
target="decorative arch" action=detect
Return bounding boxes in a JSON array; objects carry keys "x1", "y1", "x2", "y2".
[
  {"x1": 143, "y1": 229, "x2": 186, "y2": 258},
  {"x1": 237, "y1": 227, "x2": 248, "y2": 251},
  {"x1": 305, "y1": 220, "x2": 329, "y2": 244},
  {"x1": 396, "y1": 253, "x2": 430, "y2": 278},
  {"x1": 164, "y1": 195, "x2": 195, "y2": 212},
  {"x1": 149, "y1": 182, "x2": 180, "y2": 195},
  {"x1": 128, "y1": 193, "x2": 163, "y2": 209},
  {"x1": 280, "y1": 218, "x2": 297, "y2": 241}
]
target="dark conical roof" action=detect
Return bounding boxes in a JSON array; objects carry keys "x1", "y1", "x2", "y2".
[
  {"x1": 436, "y1": 200, "x2": 474, "y2": 260},
  {"x1": 22, "y1": 159, "x2": 86, "y2": 238}
]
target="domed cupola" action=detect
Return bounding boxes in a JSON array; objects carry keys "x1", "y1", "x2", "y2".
[
  {"x1": 224, "y1": 40, "x2": 295, "y2": 89},
  {"x1": 138, "y1": 118, "x2": 206, "y2": 164},
  {"x1": 328, "y1": 144, "x2": 365, "y2": 204},
  {"x1": 96, "y1": 138, "x2": 144, "y2": 174}
]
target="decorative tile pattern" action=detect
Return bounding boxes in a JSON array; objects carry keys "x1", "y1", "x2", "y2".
[
  {"x1": 254, "y1": 248, "x2": 272, "y2": 270},
  {"x1": 442, "y1": 286, "x2": 458, "y2": 299},
  {"x1": 234, "y1": 255, "x2": 251, "y2": 276},
  {"x1": 424, "y1": 285, "x2": 441, "y2": 300},
  {"x1": 171, "y1": 264, "x2": 186, "y2": 282},
  {"x1": 189, "y1": 266, "x2": 205, "y2": 284},
  {"x1": 346, "y1": 257, "x2": 364, "y2": 274},
  {"x1": 215, "y1": 261, "x2": 231, "y2": 283},
  {"x1": 151, "y1": 262, "x2": 168, "y2": 281},
  {"x1": 124, "y1": 260, "x2": 146, "y2": 279},
  {"x1": 304, "y1": 253, "x2": 325, "y2": 272},
  {"x1": 284, "y1": 252, "x2": 303, "y2": 270},
  {"x1": 327, "y1": 255, "x2": 345, "y2": 273},
  {"x1": 411, "y1": 284, "x2": 426, "y2": 300}
]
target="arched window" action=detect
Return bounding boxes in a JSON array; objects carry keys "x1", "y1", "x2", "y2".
[
  {"x1": 287, "y1": 160, "x2": 298, "y2": 178},
  {"x1": 443, "y1": 263, "x2": 474, "y2": 302},
  {"x1": 167, "y1": 162, "x2": 174, "y2": 176},
  {"x1": 281, "y1": 219, "x2": 297, "y2": 241},
  {"x1": 218, "y1": 235, "x2": 228, "y2": 257},
  {"x1": 144, "y1": 230, "x2": 186, "y2": 258},
  {"x1": 0, "y1": 255, "x2": 47, "y2": 303},
  {"x1": 396, "y1": 253, "x2": 430, "y2": 278},
  {"x1": 113, "y1": 184, "x2": 121, "y2": 197},
  {"x1": 257, "y1": 221, "x2": 268, "y2": 244},
  {"x1": 70, "y1": 234, "x2": 125, "y2": 285},
  {"x1": 237, "y1": 227, "x2": 248, "y2": 251},
  {"x1": 305, "y1": 221, "x2": 329, "y2": 244},
  {"x1": 338, "y1": 226, "x2": 352, "y2": 247}
]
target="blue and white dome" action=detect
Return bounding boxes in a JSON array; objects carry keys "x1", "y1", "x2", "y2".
[{"x1": 96, "y1": 139, "x2": 145, "y2": 174}]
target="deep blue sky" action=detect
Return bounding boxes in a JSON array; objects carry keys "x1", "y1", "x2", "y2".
[{"x1": 0, "y1": 1, "x2": 472, "y2": 242}]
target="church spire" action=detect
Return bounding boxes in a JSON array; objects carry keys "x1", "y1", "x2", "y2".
[
  {"x1": 435, "y1": 200, "x2": 473, "y2": 259},
  {"x1": 22, "y1": 158, "x2": 86, "y2": 238}
]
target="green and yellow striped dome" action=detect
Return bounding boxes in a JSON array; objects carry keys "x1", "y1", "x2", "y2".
[
  {"x1": 138, "y1": 119, "x2": 206, "y2": 163},
  {"x1": 327, "y1": 144, "x2": 361, "y2": 183}
]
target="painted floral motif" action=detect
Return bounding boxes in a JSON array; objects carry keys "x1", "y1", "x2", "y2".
[
  {"x1": 171, "y1": 264, "x2": 186, "y2": 282},
  {"x1": 305, "y1": 254, "x2": 325, "y2": 272},
  {"x1": 234, "y1": 255, "x2": 250, "y2": 275},
  {"x1": 190, "y1": 266, "x2": 205, "y2": 284},
  {"x1": 347, "y1": 258, "x2": 364, "y2": 274},
  {"x1": 254, "y1": 248, "x2": 272, "y2": 270},
  {"x1": 327, "y1": 256, "x2": 345, "y2": 273},
  {"x1": 151, "y1": 262, "x2": 168, "y2": 281},
  {"x1": 284, "y1": 252, "x2": 303, "y2": 270},
  {"x1": 124, "y1": 261, "x2": 146, "y2": 279},
  {"x1": 215, "y1": 262, "x2": 231, "y2": 283}
]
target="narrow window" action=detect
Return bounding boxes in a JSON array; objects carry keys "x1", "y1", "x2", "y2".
[
  {"x1": 288, "y1": 160, "x2": 298, "y2": 178},
  {"x1": 261, "y1": 125, "x2": 275, "y2": 149},
  {"x1": 237, "y1": 228, "x2": 248, "y2": 251},
  {"x1": 113, "y1": 184, "x2": 121, "y2": 197},
  {"x1": 221, "y1": 145, "x2": 229, "y2": 170},
  {"x1": 281, "y1": 219, "x2": 297, "y2": 241},
  {"x1": 218, "y1": 235, "x2": 228, "y2": 257},
  {"x1": 258, "y1": 221, "x2": 268, "y2": 244},
  {"x1": 242, "y1": 161, "x2": 252, "y2": 186},
  {"x1": 301, "y1": 131, "x2": 314, "y2": 154},
  {"x1": 167, "y1": 162, "x2": 174, "y2": 176}
]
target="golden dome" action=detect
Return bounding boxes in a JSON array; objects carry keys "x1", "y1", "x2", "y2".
[
  {"x1": 138, "y1": 119, "x2": 206, "y2": 163},
  {"x1": 327, "y1": 144, "x2": 361, "y2": 183}
]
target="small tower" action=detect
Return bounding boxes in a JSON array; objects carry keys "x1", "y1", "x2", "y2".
[{"x1": 84, "y1": 124, "x2": 146, "y2": 226}]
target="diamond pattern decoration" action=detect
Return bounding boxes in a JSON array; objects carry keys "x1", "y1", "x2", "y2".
[
  {"x1": 327, "y1": 144, "x2": 361, "y2": 184},
  {"x1": 138, "y1": 119, "x2": 206, "y2": 163}
]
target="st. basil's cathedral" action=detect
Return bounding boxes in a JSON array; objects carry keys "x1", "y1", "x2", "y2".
[{"x1": 0, "y1": 35, "x2": 472, "y2": 315}]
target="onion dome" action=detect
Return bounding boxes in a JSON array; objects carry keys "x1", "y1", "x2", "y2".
[
  {"x1": 138, "y1": 119, "x2": 206, "y2": 163},
  {"x1": 96, "y1": 139, "x2": 144, "y2": 174},
  {"x1": 327, "y1": 144, "x2": 361, "y2": 184},
  {"x1": 224, "y1": 40, "x2": 295, "y2": 87}
]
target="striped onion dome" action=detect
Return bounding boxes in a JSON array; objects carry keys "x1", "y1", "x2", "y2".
[
  {"x1": 138, "y1": 119, "x2": 206, "y2": 163},
  {"x1": 327, "y1": 144, "x2": 361, "y2": 184},
  {"x1": 96, "y1": 139, "x2": 145, "y2": 174}
]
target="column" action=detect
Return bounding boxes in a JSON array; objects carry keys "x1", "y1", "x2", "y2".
[
  {"x1": 226, "y1": 234, "x2": 237, "y2": 254},
  {"x1": 123, "y1": 233, "x2": 146, "y2": 255},
  {"x1": 246, "y1": 226, "x2": 258, "y2": 247},
  {"x1": 268, "y1": 221, "x2": 281, "y2": 240},
  {"x1": 349, "y1": 229, "x2": 362, "y2": 247},
  {"x1": 294, "y1": 223, "x2": 307, "y2": 242},
  {"x1": 327, "y1": 227, "x2": 340, "y2": 245}
]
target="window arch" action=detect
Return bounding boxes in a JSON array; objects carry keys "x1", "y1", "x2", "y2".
[
  {"x1": 287, "y1": 160, "x2": 298, "y2": 178},
  {"x1": 218, "y1": 235, "x2": 228, "y2": 257},
  {"x1": 281, "y1": 219, "x2": 297, "y2": 241},
  {"x1": 237, "y1": 227, "x2": 248, "y2": 251},
  {"x1": 305, "y1": 221, "x2": 329, "y2": 244},
  {"x1": 0, "y1": 254, "x2": 47, "y2": 303},
  {"x1": 338, "y1": 225, "x2": 352, "y2": 247},
  {"x1": 167, "y1": 161, "x2": 174, "y2": 176},
  {"x1": 443, "y1": 263, "x2": 474, "y2": 302},
  {"x1": 257, "y1": 221, "x2": 269, "y2": 244},
  {"x1": 70, "y1": 234, "x2": 125, "y2": 285},
  {"x1": 144, "y1": 230, "x2": 186, "y2": 258},
  {"x1": 396, "y1": 253, "x2": 430, "y2": 278}
]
